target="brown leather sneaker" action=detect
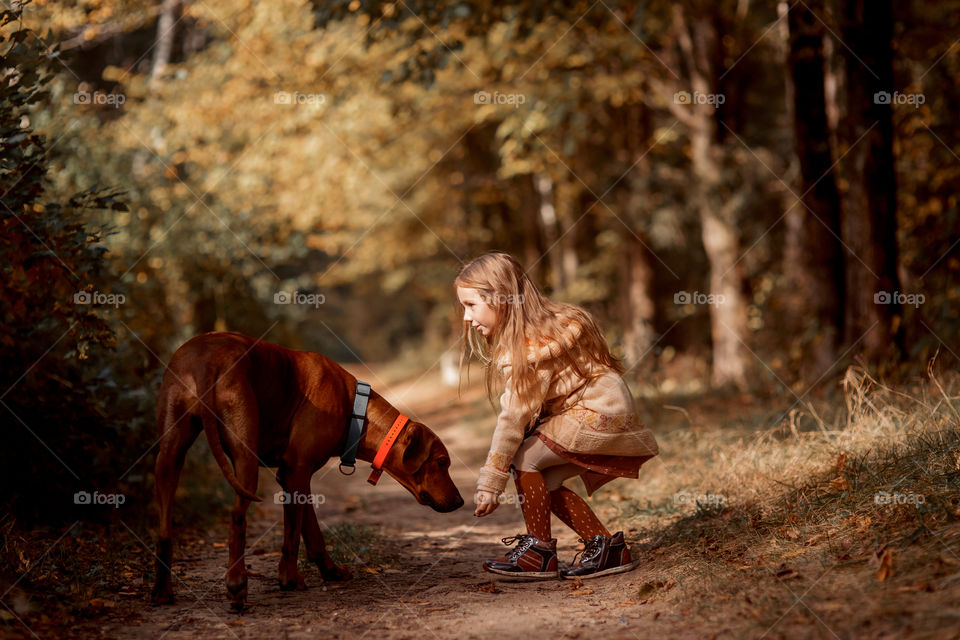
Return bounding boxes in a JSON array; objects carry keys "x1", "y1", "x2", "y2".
[
  {"x1": 561, "y1": 531, "x2": 640, "y2": 579},
  {"x1": 482, "y1": 534, "x2": 560, "y2": 580}
]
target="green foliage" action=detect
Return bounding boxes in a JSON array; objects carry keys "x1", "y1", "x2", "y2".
[{"x1": 34, "y1": 0, "x2": 708, "y2": 359}]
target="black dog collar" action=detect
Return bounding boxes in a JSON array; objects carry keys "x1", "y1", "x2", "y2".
[{"x1": 339, "y1": 381, "x2": 371, "y2": 474}]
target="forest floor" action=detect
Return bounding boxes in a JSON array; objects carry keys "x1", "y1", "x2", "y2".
[{"x1": 3, "y1": 361, "x2": 960, "y2": 640}]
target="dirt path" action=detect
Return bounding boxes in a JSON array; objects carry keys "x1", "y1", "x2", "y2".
[{"x1": 90, "y1": 364, "x2": 691, "y2": 640}]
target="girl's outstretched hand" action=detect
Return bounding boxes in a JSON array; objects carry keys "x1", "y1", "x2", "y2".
[{"x1": 474, "y1": 490, "x2": 499, "y2": 517}]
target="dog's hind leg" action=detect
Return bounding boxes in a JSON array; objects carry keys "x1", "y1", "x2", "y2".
[
  {"x1": 216, "y1": 384, "x2": 261, "y2": 612},
  {"x1": 151, "y1": 389, "x2": 201, "y2": 605},
  {"x1": 301, "y1": 503, "x2": 353, "y2": 582}
]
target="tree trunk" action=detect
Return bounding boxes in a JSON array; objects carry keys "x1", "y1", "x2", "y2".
[
  {"x1": 839, "y1": 0, "x2": 903, "y2": 362},
  {"x1": 520, "y1": 175, "x2": 545, "y2": 282},
  {"x1": 700, "y1": 208, "x2": 749, "y2": 389},
  {"x1": 150, "y1": 0, "x2": 180, "y2": 80},
  {"x1": 822, "y1": 35, "x2": 841, "y2": 151},
  {"x1": 535, "y1": 173, "x2": 566, "y2": 292},
  {"x1": 554, "y1": 179, "x2": 580, "y2": 292},
  {"x1": 675, "y1": 4, "x2": 749, "y2": 389},
  {"x1": 620, "y1": 230, "x2": 656, "y2": 369},
  {"x1": 784, "y1": 0, "x2": 845, "y2": 380},
  {"x1": 618, "y1": 104, "x2": 656, "y2": 371}
]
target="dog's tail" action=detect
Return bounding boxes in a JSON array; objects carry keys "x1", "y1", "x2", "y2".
[{"x1": 198, "y1": 389, "x2": 262, "y2": 503}]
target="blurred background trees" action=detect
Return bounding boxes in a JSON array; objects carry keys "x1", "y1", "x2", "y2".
[{"x1": 3, "y1": 0, "x2": 960, "y2": 521}]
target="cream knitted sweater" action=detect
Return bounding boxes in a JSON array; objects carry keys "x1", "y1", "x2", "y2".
[{"x1": 476, "y1": 319, "x2": 659, "y2": 494}]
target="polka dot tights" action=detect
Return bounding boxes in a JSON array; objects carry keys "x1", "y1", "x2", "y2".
[
  {"x1": 549, "y1": 486, "x2": 610, "y2": 539},
  {"x1": 512, "y1": 470, "x2": 610, "y2": 541}
]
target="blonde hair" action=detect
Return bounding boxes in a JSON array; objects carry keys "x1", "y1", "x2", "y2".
[{"x1": 454, "y1": 252, "x2": 623, "y2": 406}]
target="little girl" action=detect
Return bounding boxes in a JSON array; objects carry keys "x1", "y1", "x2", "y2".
[{"x1": 456, "y1": 252, "x2": 659, "y2": 580}]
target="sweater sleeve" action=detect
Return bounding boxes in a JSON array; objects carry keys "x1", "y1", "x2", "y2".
[{"x1": 476, "y1": 363, "x2": 553, "y2": 494}]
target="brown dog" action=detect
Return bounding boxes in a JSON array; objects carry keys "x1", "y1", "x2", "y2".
[{"x1": 150, "y1": 332, "x2": 463, "y2": 610}]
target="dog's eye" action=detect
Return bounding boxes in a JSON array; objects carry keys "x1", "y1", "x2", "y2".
[{"x1": 437, "y1": 458, "x2": 450, "y2": 470}]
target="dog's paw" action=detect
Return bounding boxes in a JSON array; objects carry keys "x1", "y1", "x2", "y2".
[
  {"x1": 278, "y1": 573, "x2": 307, "y2": 591},
  {"x1": 149, "y1": 586, "x2": 175, "y2": 606},
  {"x1": 321, "y1": 563, "x2": 353, "y2": 582},
  {"x1": 226, "y1": 578, "x2": 249, "y2": 609},
  {"x1": 228, "y1": 599, "x2": 248, "y2": 613}
]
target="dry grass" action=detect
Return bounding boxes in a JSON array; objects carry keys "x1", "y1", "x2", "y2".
[{"x1": 591, "y1": 361, "x2": 960, "y2": 639}]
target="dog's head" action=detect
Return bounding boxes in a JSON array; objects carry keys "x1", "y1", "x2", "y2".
[{"x1": 381, "y1": 420, "x2": 464, "y2": 513}]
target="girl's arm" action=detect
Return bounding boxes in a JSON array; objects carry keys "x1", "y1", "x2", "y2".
[{"x1": 476, "y1": 363, "x2": 553, "y2": 496}]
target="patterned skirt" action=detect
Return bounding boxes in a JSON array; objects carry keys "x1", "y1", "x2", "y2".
[{"x1": 535, "y1": 431, "x2": 655, "y2": 496}]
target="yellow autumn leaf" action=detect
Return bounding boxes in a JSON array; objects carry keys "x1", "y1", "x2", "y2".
[{"x1": 875, "y1": 548, "x2": 893, "y2": 581}]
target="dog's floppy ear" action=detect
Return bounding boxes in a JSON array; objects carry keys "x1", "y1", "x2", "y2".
[{"x1": 401, "y1": 423, "x2": 432, "y2": 472}]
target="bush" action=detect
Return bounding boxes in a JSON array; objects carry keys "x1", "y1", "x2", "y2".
[{"x1": 0, "y1": 4, "x2": 152, "y2": 525}]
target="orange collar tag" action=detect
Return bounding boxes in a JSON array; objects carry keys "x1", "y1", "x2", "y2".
[{"x1": 367, "y1": 414, "x2": 410, "y2": 485}]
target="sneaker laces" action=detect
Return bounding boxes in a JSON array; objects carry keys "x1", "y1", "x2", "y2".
[
  {"x1": 571, "y1": 535, "x2": 604, "y2": 566},
  {"x1": 500, "y1": 533, "x2": 536, "y2": 561}
]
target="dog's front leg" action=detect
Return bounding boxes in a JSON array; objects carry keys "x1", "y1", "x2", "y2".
[
  {"x1": 302, "y1": 505, "x2": 353, "y2": 582},
  {"x1": 278, "y1": 466, "x2": 310, "y2": 591}
]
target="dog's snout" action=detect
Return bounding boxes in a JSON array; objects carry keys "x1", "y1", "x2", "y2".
[
  {"x1": 433, "y1": 494, "x2": 465, "y2": 513},
  {"x1": 419, "y1": 489, "x2": 465, "y2": 512}
]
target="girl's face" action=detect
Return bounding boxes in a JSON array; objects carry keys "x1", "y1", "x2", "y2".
[{"x1": 456, "y1": 286, "x2": 498, "y2": 337}]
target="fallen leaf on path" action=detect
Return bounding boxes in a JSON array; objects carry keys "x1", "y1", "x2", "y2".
[
  {"x1": 805, "y1": 533, "x2": 827, "y2": 546},
  {"x1": 87, "y1": 598, "x2": 116, "y2": 609},
  {"x1": 774, "y1": 567, "x2": 801, "y2": 580},
  {"x1": 616, "y1": 600, "x2": 636, "y2": 607},
  {"x1": 477, "y1": 581, "x2": 500, "y2": 593},
  {"x1": 936, "y1": 554, "x2": 959, "y2": 567},
  {"x1": 568, "y1": 578, "x2": 592, "y2": 595},
  {"x1": 875, "y1": 547, "x2": 894, "y2": 581},
  {"x1": 637, "y1": 580, "x2": 665, "y2": 598},
  {"x1": 361, "y1": 568, "x2": 380, "y2": 575},
  {"x1": 835, "y1": 453, "x2": 848, "y2": 474}
]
